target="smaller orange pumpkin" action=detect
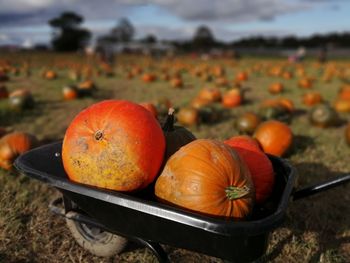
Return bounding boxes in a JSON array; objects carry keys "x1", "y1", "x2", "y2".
[
  {"x1": 302, "y1": 92, "x2": 323, "y2": 106},
  {"x1": 268, "y1": 82, "x2": 284, "y2": 95},
  {"x1": 254, "y1": 120, "x2": 293, "y2": 157},
  {"x1": 63, "y1": 85, "x2": 78, "y2": 101},
  {"x1": 177, "y1": 107, "x2": 199, "y2": 126},
  {"x1": 139, "y1": 102, "x2": 158, "y2": 118}
]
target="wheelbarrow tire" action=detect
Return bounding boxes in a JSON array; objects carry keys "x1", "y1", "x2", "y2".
[{"x1": 65, "y1": 212, "x2": 127, "y2": 257}]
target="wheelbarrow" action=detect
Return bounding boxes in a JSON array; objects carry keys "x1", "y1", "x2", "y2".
[{"x1": 14, "y1": 141, "x2": 350, "y2": 263}]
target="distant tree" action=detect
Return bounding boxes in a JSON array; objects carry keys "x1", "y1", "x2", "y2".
[
  {"x1": 49, "y1": 11, "x2": 91, "y2": 51},
  {"x1": 140, "y1": 34, "x2": 157, "y2": 44},
  {"x1": 193, "y1": 25, "x2": 215, "y2": 50},
  {"x1": 110, "y1": 18, "x2": 135, "y2": 43}
]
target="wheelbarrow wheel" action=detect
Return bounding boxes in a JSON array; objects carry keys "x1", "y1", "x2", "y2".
[{"x1": 65, "y1": 211, "x2": 128, "y2": 257}]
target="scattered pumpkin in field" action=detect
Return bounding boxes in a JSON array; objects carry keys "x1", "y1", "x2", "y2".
[
  {"x1": 268, "y1": 82, "x2": 284, "y2": 95},
  {"x1": 191, "y1": 96, "x2": 212, "y2": 109},
  {"x1": 62, "y1": 85, "x2": 79, "y2": 101},
  {"x1": 62, "y1": 100, "x2": 165, "y2": 192},
  {"x1": 309, "y1": 104, "x2": 339, "y2": 128},
  {"x1": 254, "y1": 120, "x2": 293, "y2": 157},
  {"x1": 298, "y1": 77, "x2": 313, "y2": 89},
  {"x1": 170, "y1": 77, "x2": 183, "y2": 88},
  {"x1": 139, "y1": 102, "x2": 158, "y2": 118},
  {"x1": 334, "y1": 99, "x2": 350, "y2": 113},
  {"x1": 9, "y1": 89, "x2": 35, "y2": 111},
  {"x1": 78, "y1": 80, "x2": 95, "y2": 96},
  {"x1": 155, "y1": 139, "x2": 255, "y2": 219},
  {"x1": 142, "y1": 73, "x2": 157, "y2": 83},
  {"x1": 198, "y1": 87, "x2": 222, "y2": 103},
  {"x1": 302, "y1": 92, "x2": 323, "y2": 106},
  {"x1": 260, "y1": 103, "x2": 291, "y2": 123},
  {"x1": 235, "y1": 112, "x2": 261, "y2": 135},
  {"x1": 0, "y1": 132, "x2": 38, "y2": 170},
  {"x1": 236, "y1": 71, "x2": 248, "y2": 82},
  {"x1": 162, "y1": 108, "x2": 196, "y2": 160},
  {"x1": 224, "y1": 136, "x2": 275, "y2": 204},
  {"x1": 177, "y1": 107, "x2": 199, "y2": 126},
  {"x1": 222, "y1": 88, "x2": 242, "y2": 108},
  {"x1": 45, "y1": 70, "x2": 57, "y2": 80},
  {"x1": 338, "y1": 85, "x2": 350, "y2": 100}
]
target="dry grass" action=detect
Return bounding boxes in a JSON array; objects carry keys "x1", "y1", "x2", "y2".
[{"x1": 0, "y1": 53, "x2": 349, "y2": 262}]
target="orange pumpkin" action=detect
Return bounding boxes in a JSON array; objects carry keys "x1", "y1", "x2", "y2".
[
  {"x1": 268, "y1": 82, "x2": 284, "y2": 95},
  {"x1": 198, "y1": 87, "x2": 222, "y2": 102},
  {"x1": 62, "y1": 100, "x2": 165, "y2": 191},
  {"x1": 170, "y1": 77, "x2": 183, "y2": 88},
  {"x1": 224, "y1": 136, "x2": 275, "y2": 204},
  {"x1": 345, "y1": 123, "x2": 350, "y2": 145},
  {"x1": 254, "y1": 120, "x2": 293, "y2": 157},
  {"x1": 334, "y1": 99, "x2": 350, "y2": 113},
  {"x1": 177, "y1": 107, "x2": 199, "y2": 126},
  {"x1": 45, "y1": 70, "x2": 57, "y2": 80},
  {"x1": 222, "y1": 89, "x2": 242, "y2": 108},
  {"x1": 236, "y1": 72, "x2": 248, "y2": 82},
  {"x1": 142, "y1": 73, "x2": 156, "y2": 83},
  {"x1": 302, "y1": 92, "x2": 323, "y2": 106},
  {"x1": 63, "y1": 85, "x2": 78, "y2": 101},
  {"x1": 0, "y1": 132, "x2": 38, "y2": 170},
  {"x1": 298, "y1": 78, "x2": 313, "y2": 89},
  {"x1": 155, "y1": 139, "x2": 254, "y2": 219},
  {"x1": 338, "y1": 85, "x2": 350, "y2": 100},
  {"x1": 191, "y1": 96, "x2": 212, "y2": 109}
]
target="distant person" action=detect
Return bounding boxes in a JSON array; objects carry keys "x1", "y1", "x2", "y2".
[{"x1": 296, "y1": 46, "x2": 306, "y2": 62}]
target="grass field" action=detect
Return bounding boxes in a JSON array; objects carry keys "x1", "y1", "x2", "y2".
[{"x1": 0, "y1": 53, "x2": 349, "y2": 263}]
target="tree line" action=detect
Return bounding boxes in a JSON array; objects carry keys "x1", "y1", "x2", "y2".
[{"x1": 48, "y1": 11, "x2": 350, "y2": 52}]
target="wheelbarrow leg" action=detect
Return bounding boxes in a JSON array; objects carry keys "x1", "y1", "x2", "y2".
[{"x1": 135, "y1": 238, "x2": 170, "y2": 263}]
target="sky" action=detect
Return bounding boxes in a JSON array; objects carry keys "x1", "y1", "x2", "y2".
[{"x1": 0, "y1": 0, "x2": 349, "y2": 47}]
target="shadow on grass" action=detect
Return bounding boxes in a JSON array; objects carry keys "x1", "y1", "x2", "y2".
[
  {"x1": 288, "y1": 135, "x2": 315, "y2": 156},
  {"x1": 263, "y1": 162, "x2": 350, "y2": 262}
]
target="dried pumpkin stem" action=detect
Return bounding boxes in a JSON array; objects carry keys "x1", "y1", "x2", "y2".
[
  {"x1": 162, "y1": 108, "x2": 175, "y2": 132},
  {"x1": 225, "y1": 185, "x2": 250, "y2": 200}
]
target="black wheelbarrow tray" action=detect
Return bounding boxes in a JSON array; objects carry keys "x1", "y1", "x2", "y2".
[{"x1": 14, "y1": 141, "x2": 350, "y2": 263}]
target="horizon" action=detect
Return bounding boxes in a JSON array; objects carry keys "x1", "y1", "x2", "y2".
[{"x1": 1, "y1": 0, "x2": 350, "y2": 47}]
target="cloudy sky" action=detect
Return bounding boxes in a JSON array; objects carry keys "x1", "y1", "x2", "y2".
[{"x1": 0, "y1": 0, "x2": 349, "y2": 47}]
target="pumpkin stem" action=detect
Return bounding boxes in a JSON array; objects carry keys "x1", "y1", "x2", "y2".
[
  {"x1": 225, "y1": 185, "x2": 250, "y2": 200},
  {"x1": 94, "y1": 130, "x2": 103, "y2": 141},
  {"x1": 162, "y1": 108, "x2": 175, "y2": 131}
]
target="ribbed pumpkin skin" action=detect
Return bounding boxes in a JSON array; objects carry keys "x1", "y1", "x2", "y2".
[
  {"x1": 224, "y1": 136, "x2": 275, "y2": 204},
  {"x1": 62, "y1": 100, "x2": 165, "y2": 192},
  {"x1": 254, "y1": 120, "x2": 293, "y2": 157},
  {"x1": 0, "y1": 132, "x2": 38, "y2": 170},
  {"x1": 155, "y1": 139, "x2": 255, "y2": 219}
]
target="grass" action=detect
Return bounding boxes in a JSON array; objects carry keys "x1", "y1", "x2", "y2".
[{"x1": 0, "y1": 53, "x2": 349, "y2": 262}]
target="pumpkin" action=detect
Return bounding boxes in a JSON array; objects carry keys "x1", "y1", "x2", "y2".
[
  {"x1": 224, "y1": 136, "x2": 274, "y2": 204},
  {"x1": 235, "y1": 112, "x2": 261, "y2": 135},
  {"x1": 78, "y1": 80, "x2": 95, "y2": 96},
  {"x1": 139, "y1": 102, "x2": 158, "y2": 118},
  {"x1": 334, "y1": 99, "x2": 350, "y2": 113},
  {"x1": 0, "y1": 85, "x2": 8, "y2": 99},
  {"x1": 154, "y1": 97, "x2": 172, "y2": 117},
  {"x1": 268, "y1": 82, "x2": 284, "y2": 95},
  {"x1": 177, "y1": 107, "x2": 199, "y2": 126},
  {"x1": 278, "y1": 98, "x2": 295, "y2": 113},
  {"x1": 236, "y1": 72, "x2": 248, "y2": 82},
  {"x1": 198, "y1": 87, "x2": 221, "y2": 103},
  {"x1": 0, "y1": 132, "x2": 38, "y2": 170},
  {"x1": 62, "y1": 100, "x2": 165, "y2": 192},
  {"x1": 222, "y1": 89, "x2": 242, "y2": 108},
  {"x1": 309, "y1": 104, "x2": 339, "y2": 128},
  {"x1": 45, "y1": 70, "x2": 57, "y2": 80},
  {"x1": 191, "y1": 96, "x2": 211, "y2": 109},
  {"x1": 155, "y1": 139, "x2": 255, "y2": 219},
  {"x1": 162, "y1": 108, "x2": 196, "y2": 160},
  {"x1": 9, "y1": 89, "x2": 35, "y2": 111},
  {"x1": 63, "y1": 85, "x2": 78, "y2": 101},
  {"x1": 170, "y1": 77, "x2": 183, "y2": 88},
  {"x1": 302, "y1": 92, "x2": 323, "y2": 106},
  {"x1": 142, "y1": 73, "x2": 156, "y2": 83},
  {"x1": 254, "y1": 120, "x2": 293, "y2": 157},
  {"x1": 298, "y1": 78, "x2": 313, "y2": 89},
  {"x1": 338, "y1": 85, "x2": 350, "y2": 100}
]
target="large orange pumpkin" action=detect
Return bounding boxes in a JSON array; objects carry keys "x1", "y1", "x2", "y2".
[
  {"x1": 62, "y1": 100, "x2": 165, "y2": 192},
  {"x1": 155, "y1": 139, "x2": 254, "y2": 219},
  {"x1": 254, "y1": 120, "x2": 293, "y2": 157},
  {"x1": 224, "y1": 136, "x2": 275, "y2": 204},
  {"x1": 0, "y1": 132, "x2": 38, "y2": 170}
]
